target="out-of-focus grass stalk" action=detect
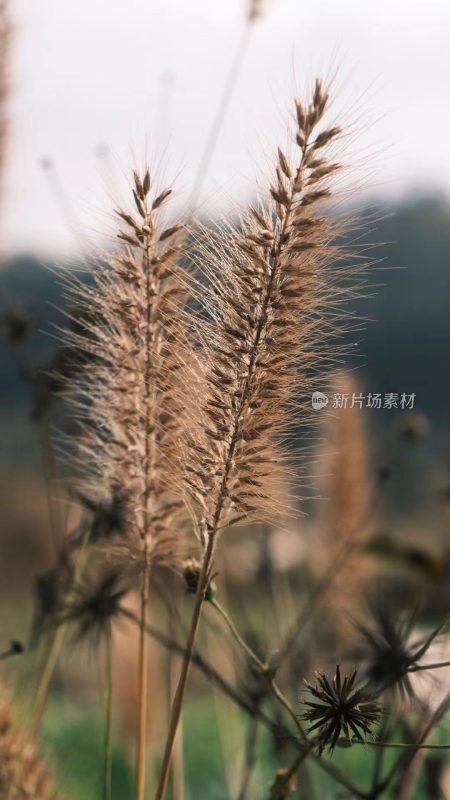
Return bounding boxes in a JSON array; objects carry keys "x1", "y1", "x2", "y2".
[
  {"x1": 205, "y1": 622, "x2": 243, "y2": 798},
  {"x1": 29, "y1": 533, "x2": 90, "y2": 737},
  {"x1": 5, "y1": 536, "x2": 90, "y2": 800},
  {"x1": 103, "y1": 622, "x2": 113, "y2": 800},
  {"x1": 236, "y1": 716, "x2": 259, "y2": 800},
  {"x1": 135, "y1": 565, "x2": 150, "y2": 800},
  {"x1": 188, "y1": 16, "x2": 257, "y2": 214},
  {"x1": 168, "y1": 591, "x2": 184, "y2": 800}
]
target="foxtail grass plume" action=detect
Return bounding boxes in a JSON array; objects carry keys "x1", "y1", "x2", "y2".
[
  {"x1": 316, "y1": 371, "x2": 373, "y2": 643},
  {"x1": 181, "y1": 80, "x2": 362, "y2": 548},
  {"x1": 64, "y1": 169, "x2": 191, "y2": 569}
]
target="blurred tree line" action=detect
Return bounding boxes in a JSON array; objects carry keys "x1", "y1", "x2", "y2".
[{"x1": 0, "y1": 194, "x2": 449, "y2": 470}]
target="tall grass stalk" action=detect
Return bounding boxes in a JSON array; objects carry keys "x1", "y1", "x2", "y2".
[
  {"x1": 28, "y1": 531, "x2": 90, "y2": 737},
  {"x1": 103, "y1": 622, "x2": 113, "y2": 800},
  {"x1": 188, "y1": 22, "x2": 253, "y2": 213},
  {"x1": 155, "y1": 79, "x2": 359, "y2": 797},
  {"x1": 135, "y1": 566, "x2": 150, "y2": 800},
  {"x1": 189, "y1": 0, "x2": 264, "y2": 213},
  {"x1": 63, "y1": 168, "x2": 191, "y2": 800}
]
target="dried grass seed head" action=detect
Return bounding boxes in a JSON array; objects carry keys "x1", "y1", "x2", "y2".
[
  {"x1": 62, "y1": 168, "x2": 195, "y2": 570},
  {"x1": 179, "y1": 79, "x2": 367, "y2": 544}
]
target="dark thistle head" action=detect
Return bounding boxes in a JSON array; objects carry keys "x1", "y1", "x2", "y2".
[
  {"x1": 302, "y1": 665, "x2": 381, "y2": 753},
  {"x1": 30, "y1": 554, "x2": 74, "y2": 646},
  {"x1": 357, "y1": 607, "x2": 445, "y2": 698},
  {"x1": 78, "y1": 486, "x2": 130, "y2": 543},
  {"x1": 63, "y1": 569, "x2": 129, "y2": 644}
]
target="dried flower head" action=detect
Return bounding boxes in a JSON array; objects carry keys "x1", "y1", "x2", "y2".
[
  {"x1": 29, "y1": 555, "x2": 74, "y2": 646},
  {"x1": 77, "y1": 487, "x2": 130, "y2": 543},
  {"x1": 358, "y1": 608, "x2": 446, "y2": 698},
  {"x1": 63, "y1": 568, "x2": 128, "y2": 644},
  {"x1": 302, "y1": 665, "x2": 381, "y2": 752}
]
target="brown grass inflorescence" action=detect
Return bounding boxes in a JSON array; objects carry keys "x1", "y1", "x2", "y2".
[
  {"x1": 0, "y1": 683, "x2": 62, "y2": 799},
  {"x1": 63, "y1": 169, "x2": 194, "y2": 800},
  {"x1": 155, "y1": 78, "x2": 366, "y2": 799}
]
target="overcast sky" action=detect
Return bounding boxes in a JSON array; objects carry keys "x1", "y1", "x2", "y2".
[{"x1": 2, "y1": 0, "x2": 450, "y2": 256}]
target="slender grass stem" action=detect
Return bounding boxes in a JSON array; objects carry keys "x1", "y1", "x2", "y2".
[
  {"x1": 135, "y1": 562, "x2": 150, "y2": 800},
  {"x1": 39, "y1": 414, "x2": 60, "y2": 553},
  {"x1": 103, "y1": 622, "x2": 113, "y2": 800},
  {"x1": 211, "y1": 597, "x2": 305, "y2": 739},
  {"x1": 369, "y1": 717, "x2": 389, "y2": 797},
  {"x1": 188, "y1": 21, "x2": 253, "y2": 214},
  {"x1": 409, "y1": 659, "x2": 450, "y2": 672},
  {"x1": 29, "y1": 533, "x2": 90, "y2": 737},
  {"x1": 29, "y1": 623, "x2": 66, "y2": 740},
  {"x1": 210, "y1": 597, "x2": 264, "y2": 671},
  {"x1": 168, "y1": 599, "x2": 185, "y2": 800},
  {"x1": 362, "y1": 742, "x2": 450, "y2": 750},
  {"x1": 154, "y1": 533, "x2": 215, "y2": 800},
  {"x1": 237, "y1": 717, "x2": 259, "y2": 800}
]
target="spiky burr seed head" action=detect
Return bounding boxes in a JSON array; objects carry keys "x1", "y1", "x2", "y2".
[
  {"x1": 63, "y1": 568, "x2": 129, "y2": 644},
  {"x1": 302, "y1": 665, "x2": 381, "y2": 753}
]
